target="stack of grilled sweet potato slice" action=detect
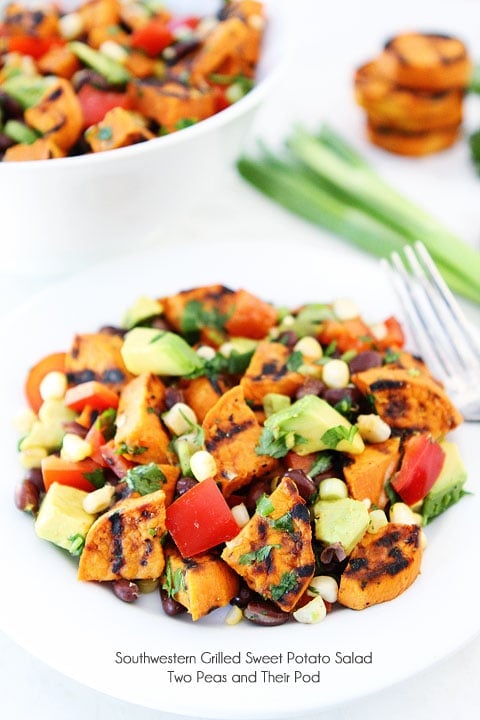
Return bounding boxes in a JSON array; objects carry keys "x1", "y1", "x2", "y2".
[{"x1": 354, "y1": 32, "x2": 472, "y2": 155}]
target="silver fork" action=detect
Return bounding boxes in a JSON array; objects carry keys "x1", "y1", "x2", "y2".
[{"x1": 381, "y1": 241, "x2": 480, "y2": 422}]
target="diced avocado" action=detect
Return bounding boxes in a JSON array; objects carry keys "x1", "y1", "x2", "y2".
[
  {"x1": 223, "y1": 337, "x2": 258, "y2": 354},
  {"x1": 69, "y1": 41, "x2": 131, "y2": 85},
  {"x1": 121, "y1": 327, "x2": 204, "y2": 376},
  {"x1": 20, "y1": 399, "x2": 77, "y2": 452},
  {"x1": 258, "y1": 394, "x2": 364, "y2": 457},
  {"x1": 0, "y1": 75, "x2": 55, "y2": 109},
  {"x1": 3, "y1": 119, "x2": 40, "y2": 144},
  {"x1": 35, "y1": 482, "x2": 96, "y2": 552},
  {"x1": 122, "y1": 296, "x2": 164, "y2": 329},
  {"x1": 278, "y1": 303, "x2": 334, "y2": 338},
  {"x1": 421, "y1": 441, "x2": 468, "y2": 525},
  {"x1": 263, "y1": 392, "x2": 291, "y2": 417},
  {"x1": 313, "y1": 498, "x2": 369, "y2": 554}
]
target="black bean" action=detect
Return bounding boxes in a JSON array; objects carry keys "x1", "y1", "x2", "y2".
[
  {"x1": 98, "y1": 325, "x2": 126, "y2": 337},
  {"x1": 62, "y1": 420, "x2": 89, "y2": 438},
  {"x1": 24, "y1": 467, "x2": 45, "y2": 493},
  {"x1": 163, "y1": 39, "x2": 201, "y2": 65},
  {"x1": 72, "y1": 70, "x2": 111, "y2": 92},
  {"x1": 14, "y1": 479, "x2": 40, "y2": 515},
  {"x1": 0, "y1": 132, "x2": 15, "y2": 154},
  {"x1": 244, "y1": 600, "x2": 290, "y2": 626},
  {"x1": 283, "y1": 468, "x2": 316, "y2": 500},
  {"x1": 112, "y1": 579, "x2": 140, "y2": 603},
  {"x1": 322, "y1": 386, "x2": 362, "y2": 407},
  {"x1": 160, "y1": 588, "x2": 187, "y2": 616},
  {"x1": 0, "y1": 91, "x2": 23, "y2": 119},
  {"x1": 276, "y1": 330, "x2": 298, "y2": 348},
  {"x1": 349, "y1": 350, "x2": 383, "y2": 374},
  {"x1": 175, "y1": 477, "x2": 197, "y2": 497},
  {"x1": 295, "y1": 377, "x2": 326, "y2": 400},
  {"x1": 245, "y1": 477, "x2": 272, "y2": 512},
  {"x1": 165, "y1": 387, "x2": 185, "y2": 409},
  {"x1": 230, "y1": 582, "x2": 256, "y2": 609}
]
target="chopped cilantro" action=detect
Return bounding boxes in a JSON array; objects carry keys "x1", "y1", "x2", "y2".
[
  {"x1": 239, "y1": 543, "x2": 280, "y2": 565},
  {"x1": 383, "y1": 350, "x2": 401, "y2": 364},
  {"x1": 95, "y1": 407, "x2": 117, "y2": 441},
  {"x1": 186, "y1": 348, "x2": 254, "y2": 380},
  {"x1": 83, "y1": 468, "x2": 106, "y2": 488},
  {"x1": 270, "y1": 511, "x2": 294, "y2": 533},
  {"x1": 162, "y1": 559, "x2": 185, "y2": 598},
  {"x1": 124, "y1": 463, "x2": 166, "y2": 495},
  {"x1": 180, "y1": 300, "x2": 230, "y2": 343},
  {"x1": 320, "y1": 424, "x2": 359, "y2": 450},
  {"x1": 256, "y1": 494, "x2": 274, "y2": 517},
  {"x1": 175, "y1": 118, "x2": 197, "y2": 130},
  {"x1": 270, "y1": 570, "x2": 298, "y2": 602},
  {"x1": 309, "y1": 452, "x2": 334, "y2": 477},
  {"x1": 286, "y1": 350, "x2": 304, "y2": 372},
  {"x1": 324, "y1": 340, "x2": 337, "y2": 357},
  {"x1": 255, "y1": 427, "x2": 307, "y2": 459},
  {"x1": 116, "y1": 442, "x2": 148, "y2": 456}
]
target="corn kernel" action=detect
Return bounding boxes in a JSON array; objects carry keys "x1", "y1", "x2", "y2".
[
  {"x1": 196, "y1": 345, "x2": 216, "y2": 361},
  {"x1": 230, "y1": 503, "x2": 250, "y2": 528},
  {"x1": 322, "y1": 359, "x2": 350, "y2": 388},
  {"x1": 39, "y1": 371, "x2": 67, "y2": 402},
  {"x1": 318, "y1": 477, "x2": 348, "y2": 501},
  {"x1": 59, "y1": 12, "x2": 84, "y2": 40},
  {"x1": 307, "y1": 575, "x2": 338, "y2": 603},
  {"x1": 83, "y1": 484, "x2": 115, "y2": 514},
  {"x1": 225, "y1": 605, "x2": 243, "y2": 626},
  {"x1": 162, "y1": 402, "x2": 197, "y2": 436},
  {"x1": 293, "y1": 595, "x2": 327, "y2": 624},
  {"x1": 367, "y1": 508, "x2": 389, "y2": 533},
  {"x1": 19, "y1": 447, "x2": 47, "y2": 469},
  {"x1": 137, "y1": 578, "x2": 160, "y2": 594},
  {"x1": 332, "y1": 298, "x2": 359, "y2": 321},
  {"x1": 190, "y1": 450, "x2": 217, "y2": 482},
  {"x1": 61, "y1": 433, "x2": 92, "y2": 463},
  {"x1": 99, "y1": 41, "x2": 129, "y2": 64},
  {"x1": 294, "y1": 336, "x2": 323, "y2": 360},
  {"x1": 389, "y1": 502, "x2": 423, "y2": 526},
  {"x1": 357, "y1": 414, "x2": 391, "y2": 443}
]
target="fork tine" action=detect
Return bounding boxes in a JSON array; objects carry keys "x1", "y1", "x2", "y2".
[{"x1": 412, "y1": 241, "x2": 480, "y2": 367}]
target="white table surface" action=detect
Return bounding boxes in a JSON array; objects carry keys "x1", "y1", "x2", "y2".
[{"x1": 1, "y1": 0, "x2": 480, "y2": 718}]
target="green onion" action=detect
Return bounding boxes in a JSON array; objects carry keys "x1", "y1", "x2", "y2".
[{"x1": 237, "y1": 125, "x2": 480, "y2": 305}]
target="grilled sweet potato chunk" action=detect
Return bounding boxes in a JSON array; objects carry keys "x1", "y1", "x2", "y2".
[
  {"x1": 338, "y1": 523, "x2": 422, "y2": 610},
  {"x1": 163, "y1": 545, "x2": 239, "y2": 621},
  {"x1": 85, "y1": 107, "x2": 154, "y2": 153},
  {"x1": 191, "y1": 16, "x2": 256, "y2": 83},
  {"x1": 65, "y1": 332, "x2": 133, "y2": 392},
  {"x1": 3, "y1": 137, "x2": 65, "y2": 161},
  {"x1": 127, "y1": 80, "x2": 215, "y2": 133},
  {"x1": 78, "y1": 489, "x2": 166, "y2": 581},
  {"x1": 222, "y1": 476, "x2": 315, "y2": 612},
  {"x1": 240, "y1": 341, "x2": 307, "y2": 404},
  {"x1": 352, "y1": 367, "x2": 462, "y2": 437},
  {"x1": 182, "y1": 375, "x2": 229, "y2": 423},
  {"x1": 114, "y1": 372, "x2": 171, "y2": 464},
  {"x1": 366, "y1": 120, "x2": 460, "y2": 157},
  {"x1": 25, "y1": 78, "x2": 83, "y2": 151},
  {"x1": 161, "y1": 284, "x2": 234, "y2": 336},
  {"x1": 343, "y1": 437, "x2": 401, "y2": 508},
  {"x1": 202, "y1": 384, "x2": 278, "y2": 496},
  {"x1": 377, "y1": 32, "x2": 472, "y2": 91}
]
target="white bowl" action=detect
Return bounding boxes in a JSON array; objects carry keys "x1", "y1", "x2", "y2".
[{"x1": 0, "y1": 0, "x2": 287, "y2": 276}]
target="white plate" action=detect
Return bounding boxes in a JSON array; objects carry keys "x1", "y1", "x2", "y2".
[{"x1": 0, "y1": 234, "x2": 478, "y2": 719}]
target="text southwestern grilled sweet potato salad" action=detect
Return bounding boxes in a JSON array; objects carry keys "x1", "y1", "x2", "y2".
[
  {"x1": 14, "y1": 285, "x2": 468, "y2": 625},
  {"x1": 0, "y1": 0, "x2": 264, "y2": 160}
]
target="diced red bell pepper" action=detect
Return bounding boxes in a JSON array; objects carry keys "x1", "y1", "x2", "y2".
[
  {"x1": 64, "y1": 380, "x2": 119, "y2": 413},
  {"x1": 391, "y1": 434, "x2": 445, "y2": 506},
  {"x1": 166, "y1": 478, "x2": 240, "y2": 557},
  {"x1": 212, "y1": 84, "x2": 231, "y2": 113},
  {"x1": 168, "y1": 16, "x2": 200, "y2": 32},
  {"x1": 77, "y1": 84, "x2": 132, "y2": 128},
  {"x1": 6, "y1": 35, "x2": 65, "y2": 59},
  {"x1": 25, "y1": 352, "x2": 66, "y2": 413},
  {"x1": 130, "y1": 20, "x2": 174, "y2": 57},
  {"x1": 41, "y1": 456, "x2": 102, "y2": 493}
]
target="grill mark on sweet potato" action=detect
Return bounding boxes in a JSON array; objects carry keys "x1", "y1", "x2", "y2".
[
  {"x1": 140, "y1": 538, "x2": 153, "y2": 567},
  {"x1": 205, "y1": 419, "x2": 255, "y2": 451},
  {"x1": 291, "y1": 503, "x2": 310, "y2": 522},
  {"x1": 109, "y1": 512, "x2": 125, "y2": 574},
  {"x1": 370, "y1": 379, "x2": 406, "y2": 391},
  {"x1": 297, "y1": 563, "x2": 315, "y2": 578}
]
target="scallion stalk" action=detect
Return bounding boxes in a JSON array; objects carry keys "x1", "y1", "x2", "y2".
[{"x1": 237, "y1": 126, "x2": 480, "y2": 304}]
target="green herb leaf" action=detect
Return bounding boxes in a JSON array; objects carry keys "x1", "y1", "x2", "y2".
[
  {"x1": 180, "y1": 300, "x2": 230, "y2": 343},
  {"x1": 83, "y1": 468, "x2": 106, "y2": 488},
  {"x1": 175, "y1": 118, "x2": 197, "y2": 130},
  {"x1": 270, "y1": 570, "x2": 298, "y2": 602},
  {"x1": 162, "y1": 559, "x2": 185, "y2": 598},
  {"x1": 270, "y1": 511, "x2": 294, "y2": 533},
  {"x1": 124, "y1": 463, "x2": 166, "y2": 495},
  {"x1": 239, "y1": 543, "x2": 280, "y2": 565},
  {"x1": 95, "y1": 407, "x2": 117, "y2": 440},
  {"x1": 286, "y1": 350, "x2": 304, "y2": 372},
  {"x1": 383, "y1": 350, "x2": 401, "y2": 364},
  {"x1": 255, "y1": 427, "x2": 307, "y2": 459},
  {"x1": 320, "y1": 424, "x2": 359, "y2": 450},
  {"x1": 115, "y1": 442, "x2": 148, "y2": 456},
  {"x1": 308, "y1": 452, "x2": 334, "y2": 477}
]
